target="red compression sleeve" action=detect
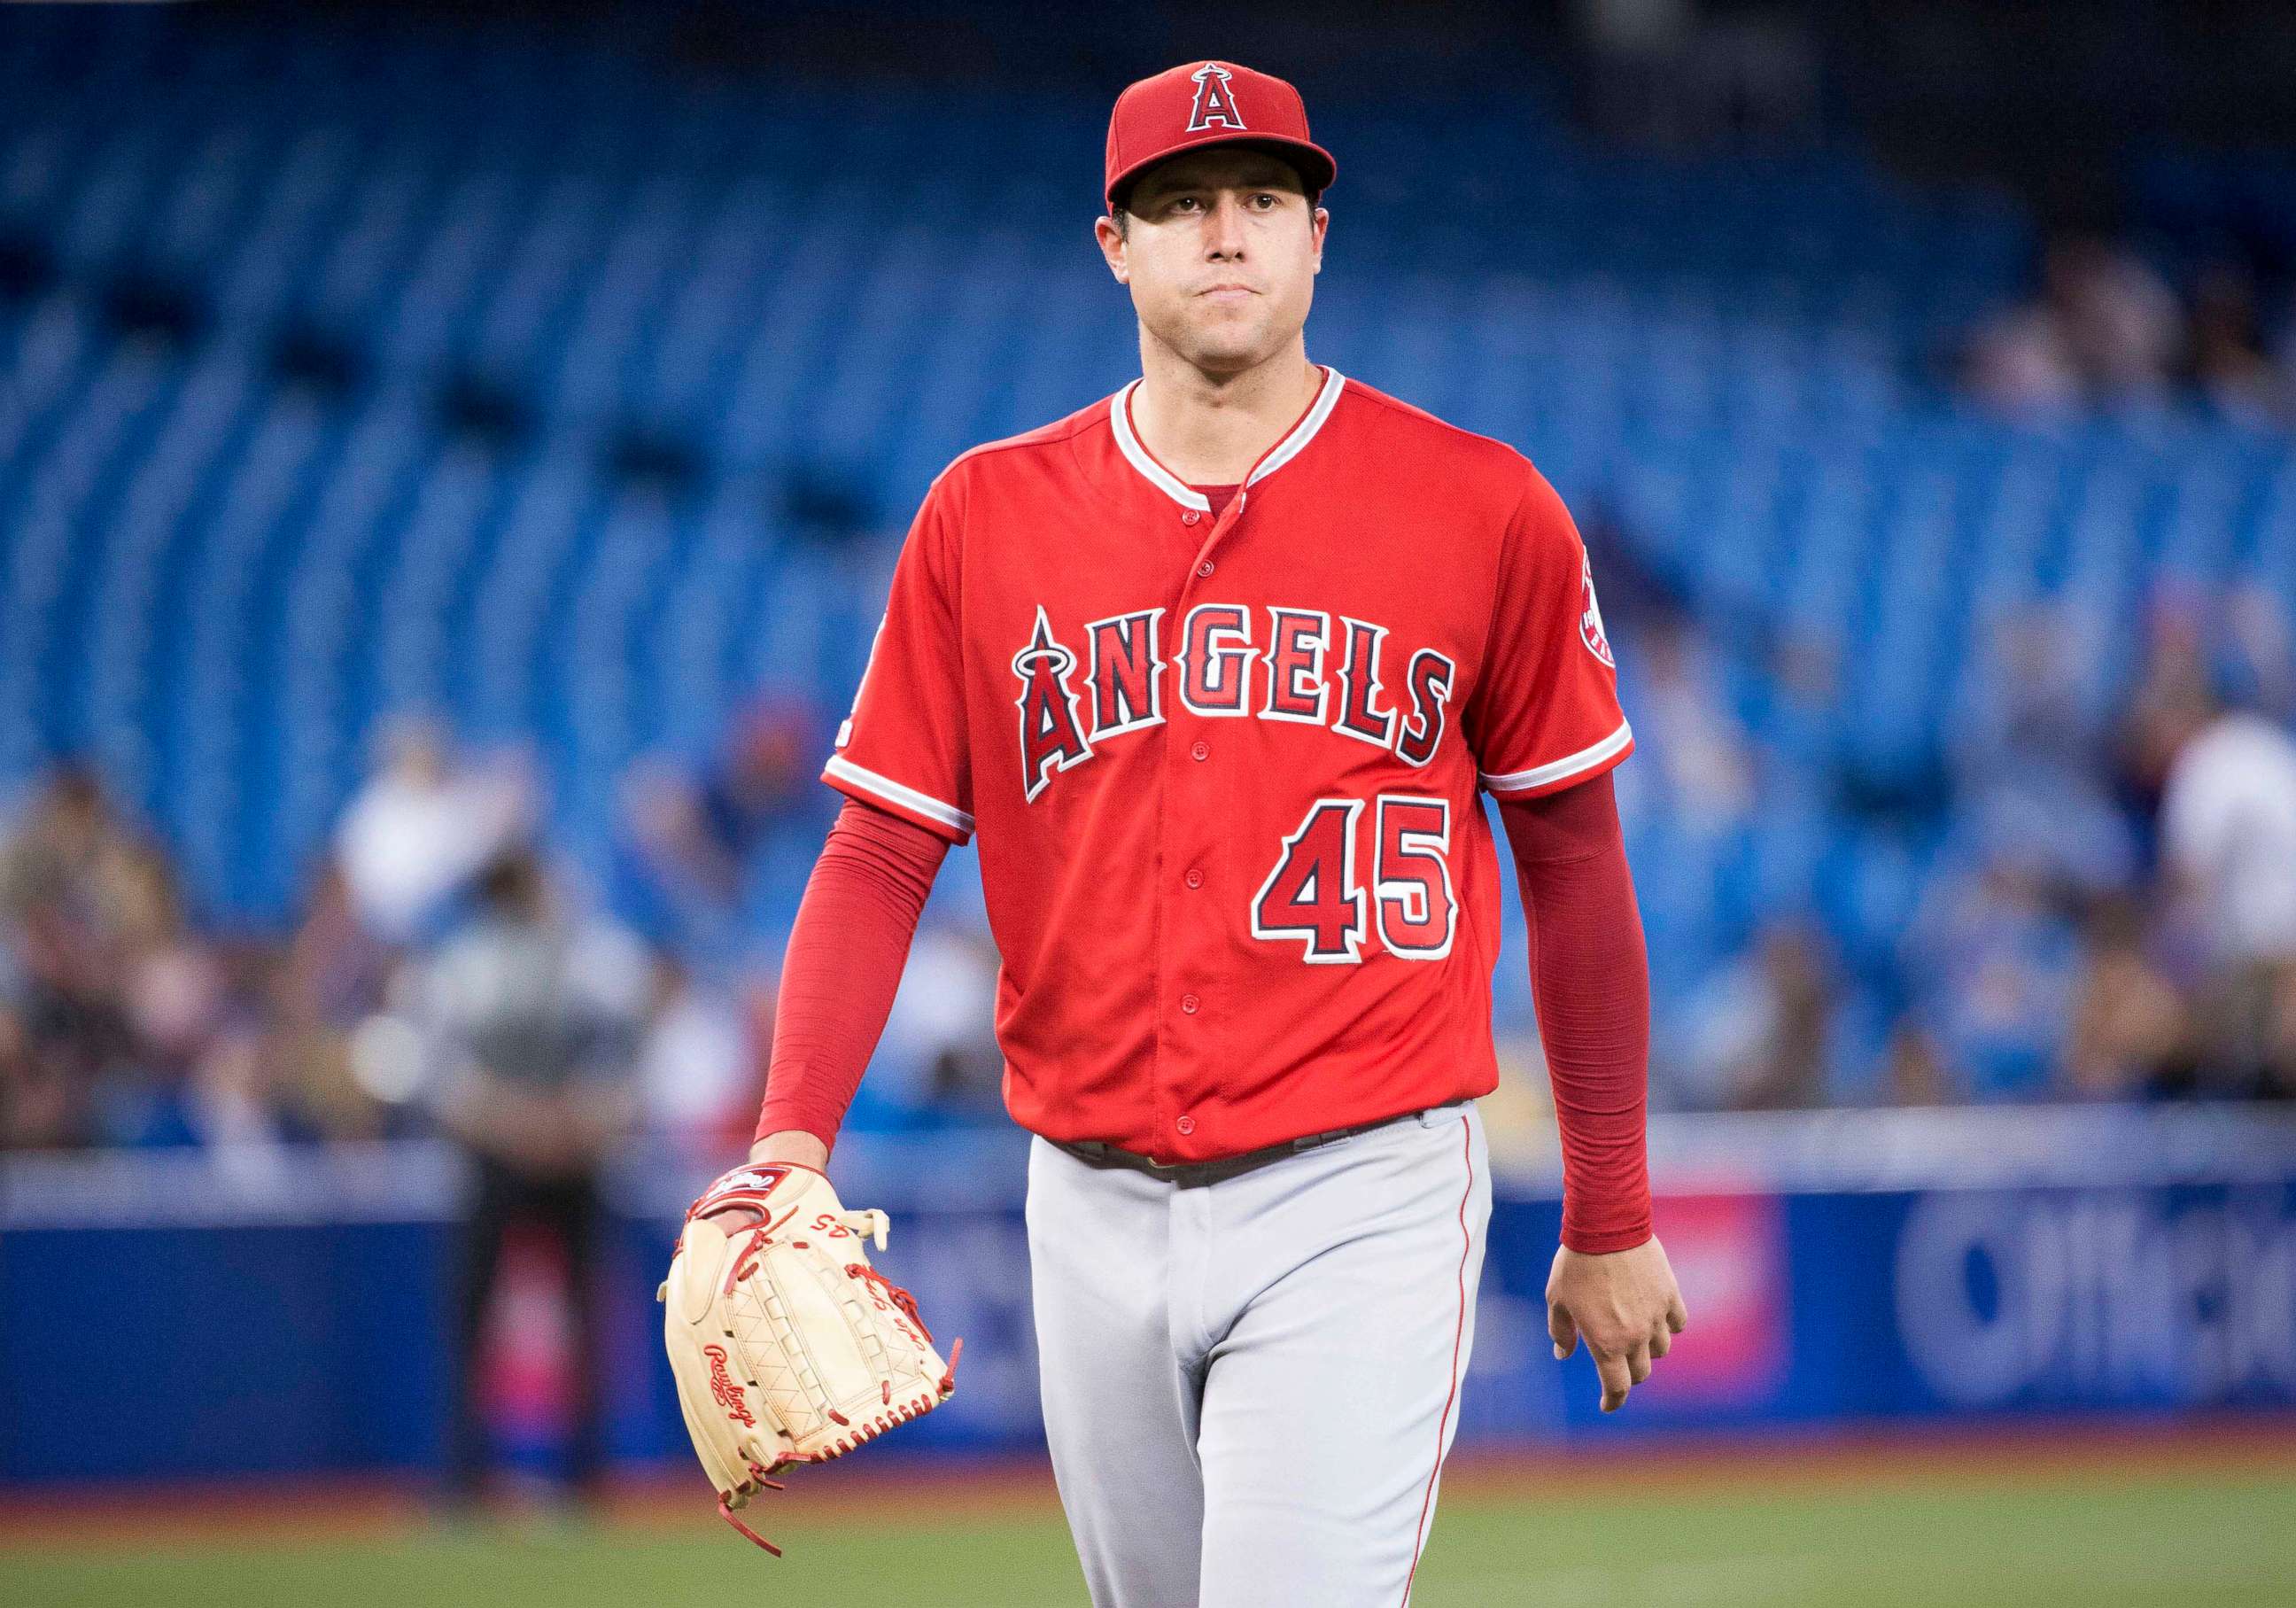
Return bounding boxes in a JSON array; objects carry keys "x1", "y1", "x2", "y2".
[
  {"x1": 753, "y1": 797, "x2": 950, "y2": 1151},
  {"x1": 1496, "y1": 771, "x2": 1654, "y2": 1255}
]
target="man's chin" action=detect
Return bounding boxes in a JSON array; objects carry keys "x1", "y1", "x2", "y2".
[{"x1": 1171, "y1": 326, "x2": 1278, "y2": 375}]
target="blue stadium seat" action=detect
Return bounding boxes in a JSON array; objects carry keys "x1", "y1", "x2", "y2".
[{"x1": 0, "y1": 4, "x2": 2287, "y2": 1093}]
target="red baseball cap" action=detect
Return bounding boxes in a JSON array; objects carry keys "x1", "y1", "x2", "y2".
[{"x1": 1104, "y1": 59, "x2": 1337, "y2": 213}]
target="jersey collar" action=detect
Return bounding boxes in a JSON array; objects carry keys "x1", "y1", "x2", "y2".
[{"x1": 1110, "y1": 365, "x2": 1347, "y2": 511}]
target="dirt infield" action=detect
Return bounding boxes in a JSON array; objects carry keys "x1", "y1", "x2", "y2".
[
  {"x1": 4, "y1": 1415, "x2": 2292, "y2": 1552},
  {"x1": 1447, "y1": 1413, "x2": 2296, "y2": 1496}
]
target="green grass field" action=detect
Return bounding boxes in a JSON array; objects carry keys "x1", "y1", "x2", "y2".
[{"x1": 9, "y1": 1457, "x2": 2293, "y2": 1606}]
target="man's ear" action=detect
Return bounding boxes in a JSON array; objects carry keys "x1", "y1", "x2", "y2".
[{"x1": 1094, "y1": 214, "x2": 1129, "y2": 284}]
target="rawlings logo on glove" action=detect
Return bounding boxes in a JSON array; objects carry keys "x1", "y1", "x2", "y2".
[
  {"x1": 702, "y1": 1346, "x2": 755, "y2": 1426},
  {"x1": 659, "y1": 1162, "x2": 959, "y2": 1556}
]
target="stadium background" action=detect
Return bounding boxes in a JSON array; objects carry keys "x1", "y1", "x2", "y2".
[{"x1": 3, "y1": 1, "x2": 2293, "y2": 1603}]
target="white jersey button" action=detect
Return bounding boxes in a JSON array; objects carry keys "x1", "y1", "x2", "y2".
[
  {"x1": 1182, "y1": 509, "x2": 1201, "y2": 525},
  {"x1": 1196, "y1": 560, "x2": 1214, "y2": 578},
  {"x1": 1180, "y1": 993, "x2": 1200, "y2": 1014},
  {"x1": 1175, "y1": 1115, "x2": 1196, "y2": 1136}
]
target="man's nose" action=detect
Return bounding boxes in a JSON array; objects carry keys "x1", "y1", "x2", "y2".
[{"x1": 1204, "y1": 194, "x2": 1248, "y2": 256}]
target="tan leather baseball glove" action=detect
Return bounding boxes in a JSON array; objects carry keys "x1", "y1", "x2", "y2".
[{"x1": 659, "y1": 1161, "x2": 960, "y2": 1554}]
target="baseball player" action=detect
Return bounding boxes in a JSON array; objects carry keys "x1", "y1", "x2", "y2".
[{"x1": 672, "y1": 58, "x2": 1687, "y2": 1605}]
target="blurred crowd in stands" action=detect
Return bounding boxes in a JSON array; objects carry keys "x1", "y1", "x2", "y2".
[
  {"x1": 0, "y1": 700, "x2": 1005, "y2": 1163},
  {"x1": 2, "y1": 571, "x2": 2291, "y2": 1165},
  {"x1": 1617, "y1": 578, "x2": 2296, "y2": 1113},
  {"x1": 1961, "y1": 235, "x2": 2296, "y2": 423}
]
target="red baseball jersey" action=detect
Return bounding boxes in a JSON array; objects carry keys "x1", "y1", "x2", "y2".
[{"x1": 826, "y1": 366, "x2": 1633, "y2": 1162}]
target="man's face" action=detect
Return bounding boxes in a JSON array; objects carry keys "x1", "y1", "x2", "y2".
[{"x1": 1097, "y1": 147, "x2": 1326, "y2": 375}]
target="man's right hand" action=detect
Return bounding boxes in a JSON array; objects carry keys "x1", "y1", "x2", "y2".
[{"x1": 750, "y1": 1130, "x2": 830, "y2": 1170}]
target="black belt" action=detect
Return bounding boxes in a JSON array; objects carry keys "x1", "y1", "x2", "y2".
[{"x1": 1052, "y1": 1107, "x2": 1425, "y2": 1181}]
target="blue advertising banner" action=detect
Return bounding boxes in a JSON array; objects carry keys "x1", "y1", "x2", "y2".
[{"x1": 4, "y1": 1108, "x2": 2292, "y2": 1482}]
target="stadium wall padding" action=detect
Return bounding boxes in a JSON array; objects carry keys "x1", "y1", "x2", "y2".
[{"x1": 3, "y1": 1110, "x2": 2293, "y2": 1482}]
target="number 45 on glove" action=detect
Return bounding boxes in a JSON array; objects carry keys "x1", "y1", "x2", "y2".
[{"x1": 659, "y1": 1163, "x2": 961, "y2": 1554}]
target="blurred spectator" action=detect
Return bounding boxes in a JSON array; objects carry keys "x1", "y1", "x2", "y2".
[
  {"x1": 2154, "y1": 696, "x2": 2296, "y2": 1097},
  {"x1": 2063, "y1": 895, "x2": 2195, "y2": 1099},
  {"x1": 1900, "y1": 848, "x2": 2084, "y2": 1101},
  {"x1": 1951, "y1": 606, "x2": 2137, "y2": 897},
  {"x1": 2118, "y1": 593, "x2": 2221, "y2": 824},
  {"x1": 613, "y1": 695, "x2": 825, "y2": 955},
  {"x1": 2184, "y1": 263, "x2": 2284, "y2": 421},
  {"x1": 111, "y1": 900, "x2": 227, "y2": 1148},
  {"x1": 418, "y1": 849, "x2": 650, "y2": 1505},
  {"x1": 1877, "y1": 1024, "x2": 1955, "y2": 1107},
  {"x1": 636, "y1": 954, "x2": 761, "y2": 1157},
  {"x1": 173, "y1": 940, "x2": 329, "y2": 1178},
  {"x1": 0, "y1": 761, "x2": 175, "y2": 959},
  {"x1": 0, "y1": 763, "x2": 173, "y2": 1147},
  {"x1": 1963, "y1": 303, "x2": 2083, "y2": 412},
  {"x1": 1618, "y1": 612, "x2": 1757, "y2": 839},
  {"x1": 2264, "y1": 967, "x2": 2296, "y2": 1100},
  {"x1": 2045, "y1": 237, "x2": 2182, "y2": 401},
  {"x1": 1963, "y1": 237, "x2": 2185, "y2": 409},
  {"x1": 2222, "y1": 582, "x2": 2296, "y2": 723},
  {"x1": 335, "y1": 715, "x2": 533, "y2": 946},
  {"x1": 863, "y1": 921, "x2": 1004, "y2": 1129},
  {"x1": 272, "y1": 859, "x2": 398, "y2": 1138},
  {"x1": 1670, "y1": 923, "x2": 1836, "y2": 1109}
]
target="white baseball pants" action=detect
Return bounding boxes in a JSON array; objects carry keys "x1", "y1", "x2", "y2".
[{"x1": 1025, "y1": 1100, "x2": 1492, "y2": 1608}]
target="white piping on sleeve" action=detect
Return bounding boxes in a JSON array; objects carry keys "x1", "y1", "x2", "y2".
[
  {"x1": 1478, "y1": 718, "x2": 1633, "y2": 795},
  {"x1": 825, "y1": 755, "x2": 975, "y2": 835}
]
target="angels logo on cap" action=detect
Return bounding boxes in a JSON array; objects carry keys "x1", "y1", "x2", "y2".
[
  {"x1": 1187, "y1": 63, "x2": 1247, "y2": 132},
  {"x1": 1104, "y1": 58, "x2": 1337, "y2": 211}
]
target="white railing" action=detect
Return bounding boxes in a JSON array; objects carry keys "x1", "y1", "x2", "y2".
[{"x1": 4, "y1": 1104, "x2": 2294, "y2": 1230}]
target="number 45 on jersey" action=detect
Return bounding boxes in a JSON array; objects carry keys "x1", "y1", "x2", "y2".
[{"x1": 1252, "y1": 795, "x2": 1456, "y2": 964}]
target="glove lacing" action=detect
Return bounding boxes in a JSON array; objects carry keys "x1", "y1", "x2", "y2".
[{"x1": 685, "y1": 1189, "x2": 959, "y2": 1558}]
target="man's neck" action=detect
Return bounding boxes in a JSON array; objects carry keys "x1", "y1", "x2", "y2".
[{"x1": 1129, "y1": 338, "x2": 1321, "y2": 486}]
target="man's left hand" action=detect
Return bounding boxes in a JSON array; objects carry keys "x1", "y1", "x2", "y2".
[{"x1": 1546, "y1": 1237, "x2": 1689, "y2": 1413}]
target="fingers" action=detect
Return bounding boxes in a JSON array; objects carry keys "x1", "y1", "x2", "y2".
[
  {"x1": 1653, "y1": 1304, "x2": 1689, "y2": 1359},
  {"x1": 1548, "y1": 1241, "x2": 1690, "y2": 1411},
  {"x1": 1595, "y1": 1340, "x2": 1652, "y2": 1412},
  {"x1": 1583, "y1": 1329, "x2": 1670, "y2": 1411},
  {"x1": 1594, "y1": 1348, "x2": 1633, "y2": 1412},
  {"x1": 1547, "y1": 1299, "x2": 1580, "y2": 1362}
]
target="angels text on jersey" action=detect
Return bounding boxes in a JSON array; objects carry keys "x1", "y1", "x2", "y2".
[{"x1": 1011, "y1": 602, "x2": 1454, "y2": 804}]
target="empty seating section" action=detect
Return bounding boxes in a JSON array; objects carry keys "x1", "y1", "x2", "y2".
[{"x1": 0, "y1": 8, "x2": 2288, "y2": 1091}]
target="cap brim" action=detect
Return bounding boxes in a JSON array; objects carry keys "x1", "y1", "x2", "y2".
[{"x1": 1106, "y1": 135, "x2": 1337, "y2": 211}]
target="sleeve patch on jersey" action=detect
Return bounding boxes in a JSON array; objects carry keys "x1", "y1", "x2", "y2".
[
  {"x1": 823, "y1": 755, "x2": 975, "y2": 835},
  {"x1": 1480, "y1": 718, "x2": 1633, "y2": 795},
  {"x1": 1579, "y1": 548, "x2": 1615, "y2": 668}
]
